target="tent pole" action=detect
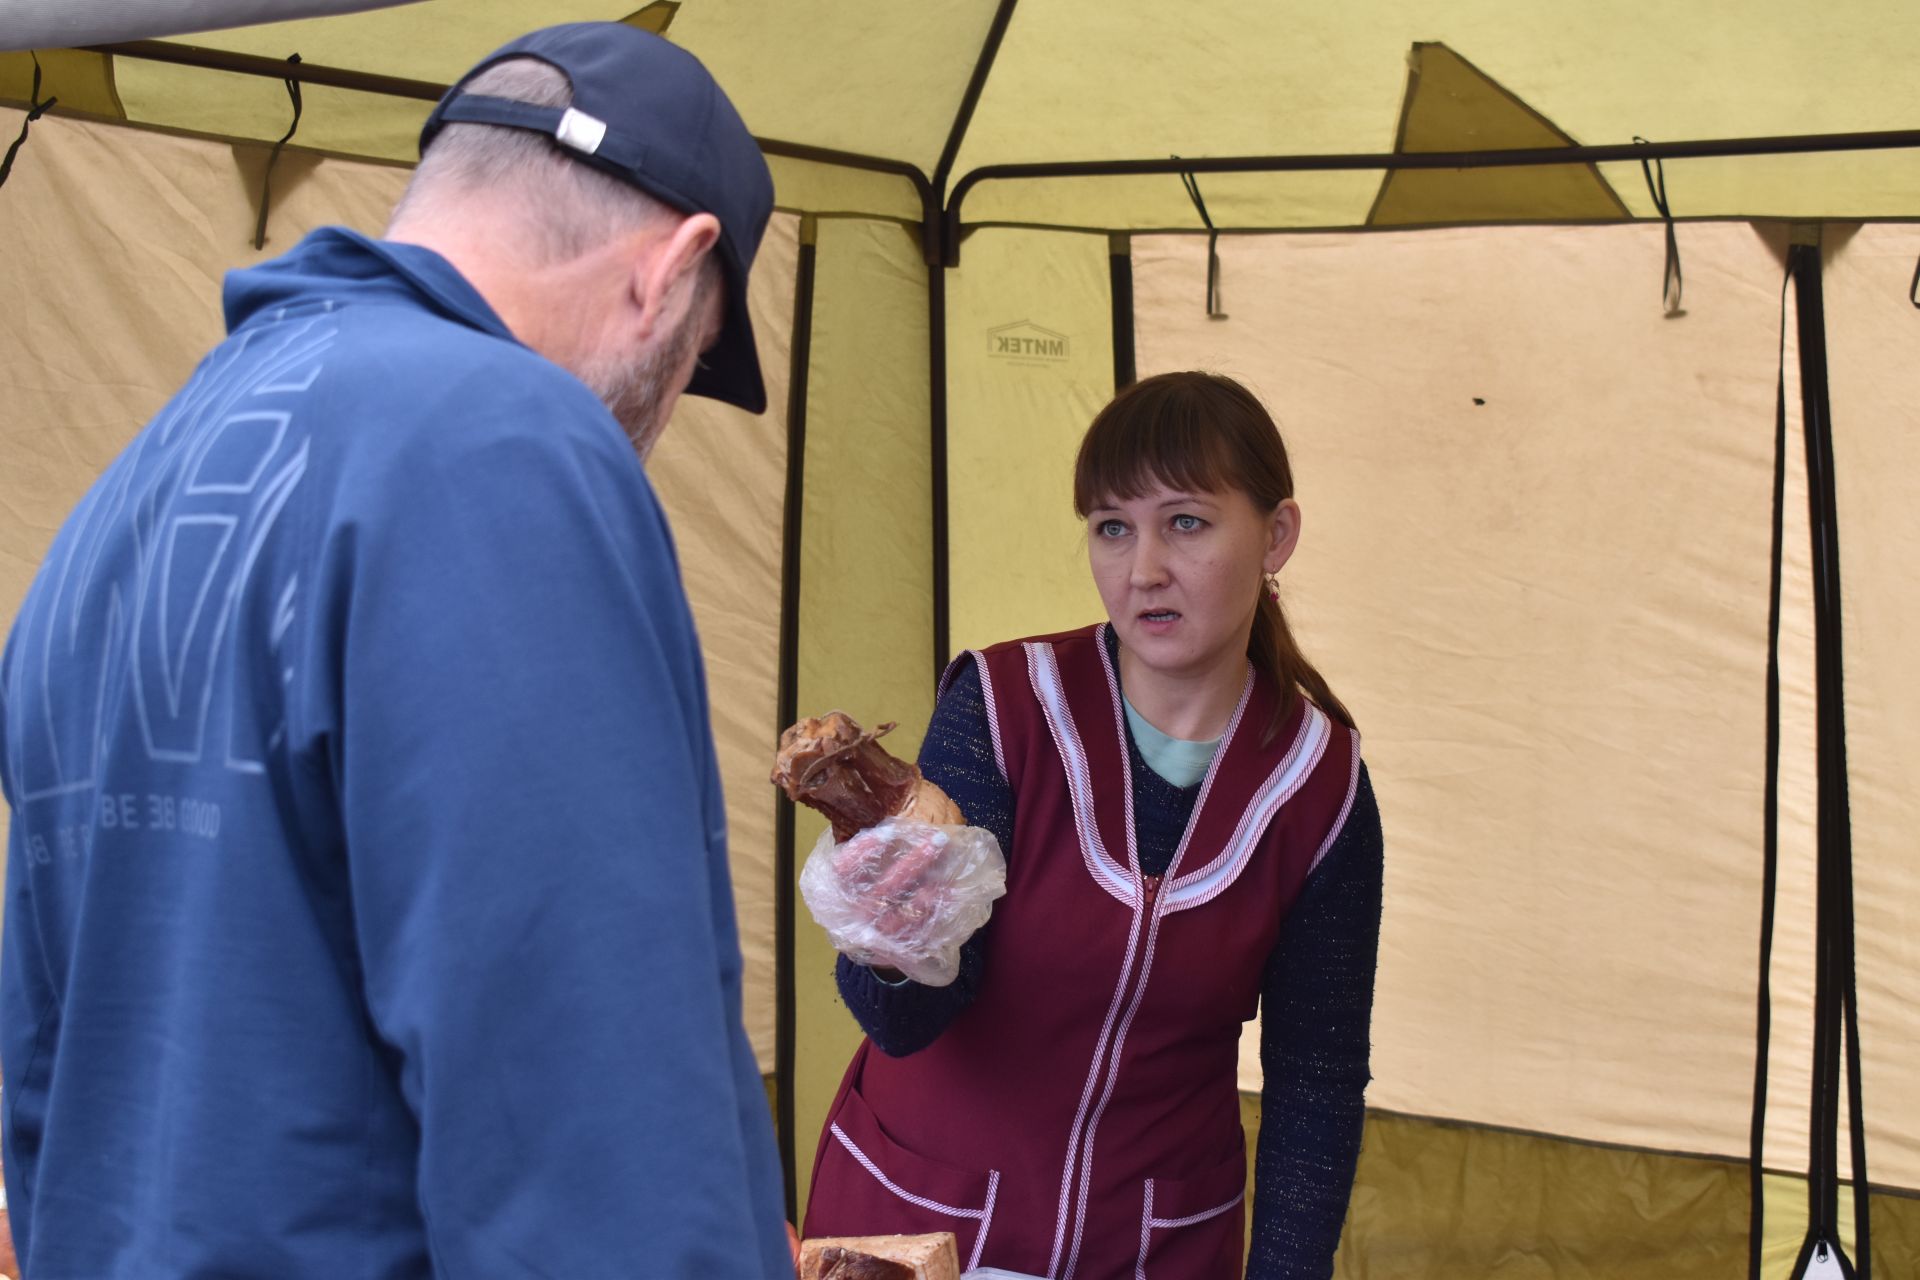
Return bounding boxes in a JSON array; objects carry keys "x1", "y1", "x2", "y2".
[
  {"x1": 951, "y1": 126, "x2": 1920, "y2": 191},
  {"x1": 931, "y1": 0, "x2": 1019, "y2": 197},
  {"x1": 82, "y1": 39, "x2": 936, "y2": 204},
  {"x1": 1749, "y1": 254, "x2": 1793, "y2": 1280},
  {"x1": 1108, "y1": 232, "x2": 1135, "y2": 390},
  {"x1": 928, "y1": 256, "x2": 950, "y2": 683},
  {"x1": 940, "y1": 128, "x2": 1920, "y2": 262},
  {"x1": 1785, "y1": 234, "x2": 1871, "y2": 1280},
  {"x1": 773, "y1": 218, "x2": 819, "y2": 1220},
  {"x1": 922, "y1": 0, "x2": 1018, "y2": 677}
]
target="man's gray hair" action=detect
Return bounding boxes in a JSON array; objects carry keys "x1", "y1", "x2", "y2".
[{"x1": 395, "y1": 57, "x2": 722, "y2": 293}]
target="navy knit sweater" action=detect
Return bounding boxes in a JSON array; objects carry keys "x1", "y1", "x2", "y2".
[{"x1": 835, "y1": 646, "x2": 1383, "y2": 1280}]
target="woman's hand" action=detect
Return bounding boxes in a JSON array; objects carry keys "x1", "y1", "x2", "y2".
[{"x1": 799, "y1": 819, "x2": 1008, "y2": 987}]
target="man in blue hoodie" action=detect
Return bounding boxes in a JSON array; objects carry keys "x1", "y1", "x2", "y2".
[{"x1": 0, "y1": 23, "x2": 793, "y2": 1279}]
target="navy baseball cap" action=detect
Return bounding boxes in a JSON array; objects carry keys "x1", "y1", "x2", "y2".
[{"x1": 422, "y1": 23, "x2": 774, "y2": 413}]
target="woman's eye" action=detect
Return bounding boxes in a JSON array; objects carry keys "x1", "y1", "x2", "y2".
[
  {"x1": 1171, "y1": 514, "x2": 1205, "y2": 532},
  {"x1": 1098, "y1": 520, "x2": 1129, "y2": 539}
]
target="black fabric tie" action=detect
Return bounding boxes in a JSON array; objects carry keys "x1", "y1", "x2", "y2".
[
  {"x1": 254, "y1": 53, "x2": 305, "y2": 250},
  {"x1": 1175, "y1": 158, "x2": 1228, "y2": 320},
  {"x1": 1635, "y1": 137, "x2": 1684, "y2": 315},
  {"x1": 0, "y1": 54, "x2": 59, "y2": 192}
]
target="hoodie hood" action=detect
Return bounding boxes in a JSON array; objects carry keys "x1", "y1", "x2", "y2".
[{"x1": 223, "y1": 227, "x2": 517, "y2": 345}]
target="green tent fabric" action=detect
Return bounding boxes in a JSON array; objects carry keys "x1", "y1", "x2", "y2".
[{"x1": 3, "y1": 5, "x2": 1919, "y2": 1276}]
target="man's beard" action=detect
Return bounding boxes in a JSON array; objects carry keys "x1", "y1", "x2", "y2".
[{"x1": 579, "y1": 314, "x2": 705, "y2": 463}]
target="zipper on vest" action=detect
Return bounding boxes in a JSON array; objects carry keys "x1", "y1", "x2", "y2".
[{"x1": 1058, "y1": 869, "x2": 1167, "y2": 1280}]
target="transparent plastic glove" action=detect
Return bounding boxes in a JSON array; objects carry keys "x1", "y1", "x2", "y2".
[{"x1": 799, "y1": 819, "x2": 1007, "y2": 987}]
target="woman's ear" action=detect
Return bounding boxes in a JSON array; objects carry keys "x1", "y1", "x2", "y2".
[{"x1": 1265, "y1": 498, "x2": 1302, "y2": 575}]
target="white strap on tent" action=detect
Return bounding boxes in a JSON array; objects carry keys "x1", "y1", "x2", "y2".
[{"x1": 0, "y1": 1, "x2": 425, "y2": 54}]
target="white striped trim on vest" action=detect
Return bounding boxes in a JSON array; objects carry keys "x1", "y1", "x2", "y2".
[
  {"x1": 976, "y1": 653, "x2": 1009, "y2": 782},
  {"x1": 1133, "y1": 1180, "x2": 1247, "y2": 1279},
  {"x1": 1062, "y1": 641, "x2": 1249, "y2": 1279},
  {"x1": 1307, "y1": 730, "x2": 1362, "y2": 878},
  {"x1": 1163, "y1": 705, "x2": 1331, "y2": 913},
  {"x1": 1026, "y1": 640, "x2": 1134, "y2": 906},
  {"x1": 1044, "y1": 858, "x2": 1151, "y2": 1276},
  {"x1": 1062, "y1": 891, "x2": 1172, "y2": 1280},
  {"x1": 1030, "y1": 629, "x2": 1296, "y2": 1276},
  {"x1": 829, "y1": 1123, "x2": 1003, "y2": 1273},
  {"x1": 1030, "y1": 637, "x2": 1163, "y2": 1276},
  {"x1": 1092, "y1": 629, "x2": 1257, "y2": 904},
  {"x1": 941, "y1": 650, "x2": 1009, "y2": 782}
]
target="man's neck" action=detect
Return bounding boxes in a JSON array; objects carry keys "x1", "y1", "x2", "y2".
[{"x1": 385, "y1": 219, "x2": 605, "y2": 371}]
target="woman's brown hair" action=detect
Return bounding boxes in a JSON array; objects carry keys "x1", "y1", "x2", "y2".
[{"x1": 1072, "y1": 371, "x2": 1356, "y2": 737}]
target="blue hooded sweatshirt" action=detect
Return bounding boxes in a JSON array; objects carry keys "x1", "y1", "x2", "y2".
[{"x1": 0, "y1": 228, "x2": 791, "y2": 1278}]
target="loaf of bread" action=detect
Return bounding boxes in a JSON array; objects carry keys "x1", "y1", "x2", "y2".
[{"x1": 797, "y1": 1232, "x2": 961, "y2": 1280}]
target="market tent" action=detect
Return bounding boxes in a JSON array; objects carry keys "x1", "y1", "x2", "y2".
[{"x1": 3, "y1": 3, "x2": 1917, "y2": 1275}]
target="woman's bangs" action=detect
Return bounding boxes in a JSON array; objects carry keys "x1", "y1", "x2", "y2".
[{"x1": 1074, "y1": 408, "x2": 1241, "y2": 515}]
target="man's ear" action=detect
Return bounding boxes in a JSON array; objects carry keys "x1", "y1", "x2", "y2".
[{"x1": 632, "y1": 212, "x2": 721, "y2": 342}]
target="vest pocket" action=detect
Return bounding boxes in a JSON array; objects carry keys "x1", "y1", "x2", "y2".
[
  {"x1": 1132, "y1": 1146, "x2": 1247, "y2": 1279},
  {"x1": 809, "y1": 1079, "x2": 1001, "y2": 1270}
]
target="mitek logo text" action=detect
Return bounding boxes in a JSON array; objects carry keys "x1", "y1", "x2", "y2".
[{"x1": 987, "y1": 320, "x2": 1070, "y2": 363}]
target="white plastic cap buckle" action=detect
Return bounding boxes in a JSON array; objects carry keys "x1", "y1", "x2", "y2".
[{"x1": 555, "y1": 107, "x2": 607, "y2": 157}]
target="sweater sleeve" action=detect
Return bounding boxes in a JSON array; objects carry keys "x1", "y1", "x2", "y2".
[
  {"x1": 833, "y1": 656, "x2": 1014, "y2": 1057},
  {"x1": 327, "y1": 400, "x2": 792, "y2": 1278},
  {"x1": 1247, "y1": 764, "x2": 1383, "y2": 1280}
]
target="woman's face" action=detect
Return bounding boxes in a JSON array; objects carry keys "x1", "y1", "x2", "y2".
[{"x1": 1086, "y1": 481, "x2": 1299, "y2": 683}]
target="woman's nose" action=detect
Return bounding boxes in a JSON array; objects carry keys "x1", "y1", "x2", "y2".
[{"x1": 1129, "y1": 535, "x2": 1170, "y2": 588}]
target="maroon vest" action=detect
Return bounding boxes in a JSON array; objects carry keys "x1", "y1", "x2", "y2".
[{"x1": 805, "y1": 625, "x2": 1360, "y2": 1279}]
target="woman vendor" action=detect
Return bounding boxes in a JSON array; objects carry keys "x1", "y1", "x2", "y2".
[{"x1": 803, "y1": 371, "x2": 1383, "y2": 1280}]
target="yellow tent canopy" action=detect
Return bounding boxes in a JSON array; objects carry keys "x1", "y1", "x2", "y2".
[{"x1": 3, "y1": 4, "x2": 1917, "y2": 1276}]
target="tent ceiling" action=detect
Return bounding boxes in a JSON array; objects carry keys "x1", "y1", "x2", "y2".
[{"x1": 4, "y1": 1, "x2": 1920, "y2": 229}]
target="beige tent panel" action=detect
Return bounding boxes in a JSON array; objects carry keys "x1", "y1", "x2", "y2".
[
  {"x1": 958, "y1": 153, "x2": 1920, "y2": 239},
  {"x1": 1756, "y1": 275, "x2": 1823, "y2": 1182},
  {"x1": 148, "y1": 0, "x2": 631, "y2": 84},
  {"x1": 1758, "y1": 1172, "x2": 1920, "y2": 1278},
  {"x1": 791, "y1": 215, "x2": 935, "y2": 1213},
  {"x1": 1337, "y1": 1109, "x2": 1749, "y2": 1278},
  {"x1": 1229, "y1": 1094, "x2": 1920, "y2": 1276},
  {"x1": 137, "y1": 0, "x2": 999, "y2": 174},
  {"x1": 956, "y1": 171, "x2": 1387, "y2": 242},
  {"x1": 1822, "y1": 221, "x2": 1920, "y2": 1190},
  {"x1": 674, "y1": 0, "x2": 998, "y2": 170},
  {"x1": 1391, "y1": 44, "x2": 1616, "y2": 157},
  {"x1": 87, "y1": 1, "x2": 639, "y2": 160},
  {"x1": 1128, "y1": 223, "x2": 1844, "y2": 1168},
  {"x1": 1326, "y1": 1108, "x2": 1920, "y2": 1278},
  {"x1": 6, "y1": 3, "x2": 1916, "y2": 229},
  {"x1": 1137, "y1": 220, "x2": 1920, "y2": 1193},
  {"x1": 114, "y1": 58, "x2": 431, "y2": 161},
  {"x1": 954, "y1": 1, "x2": 1920, "y2": 169},
  {"x1": 1, "y1": 60, "x2": 931, "y2": 221},
  {"x1": 1368, "y1": 43, "x2": 1628, "y2": 226},
  {"x1": 646, "y1": 209, "x2": 802, "y2": 1068},
  {"x1": 0, "y1": 49, "x2": 124, "y2": 119},
  {"x1": 765, "y1": 156, "x2": 925, "y2": 224},
  {"x1": 946, "y1": 225, "x2": 1113, "y2": 653},
  {"x1": 1593, "y1": 152, "x2": 1920, "y2": 226},
  {"x1": 1370, "y1": 161, "x2": 1629, "y2": 231}
]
